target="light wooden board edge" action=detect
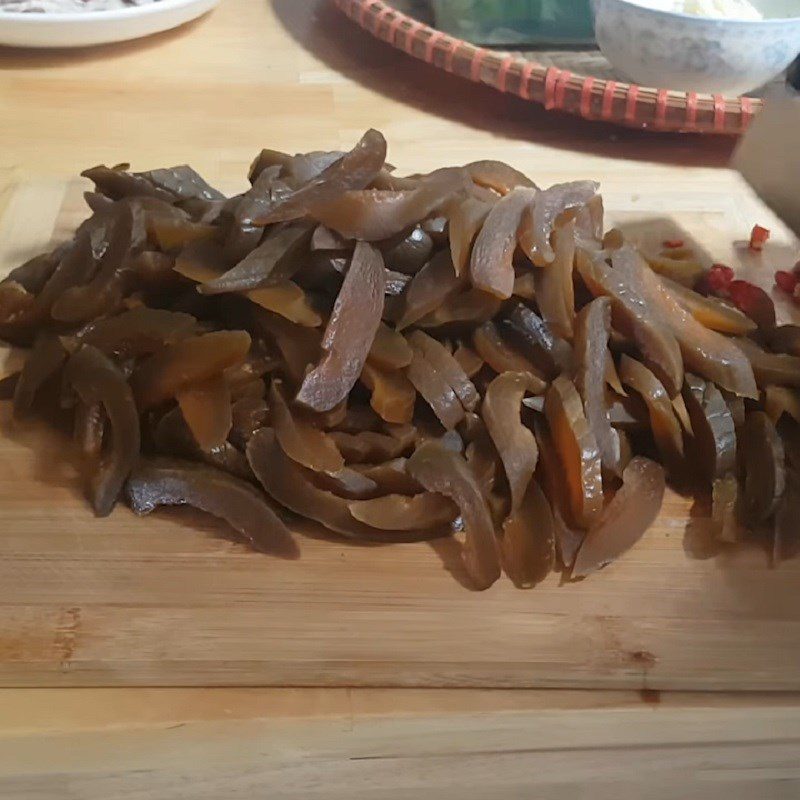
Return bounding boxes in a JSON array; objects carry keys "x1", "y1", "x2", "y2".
[{"x1": 1, "y1": 688, "x2": 799, "y2": 799}]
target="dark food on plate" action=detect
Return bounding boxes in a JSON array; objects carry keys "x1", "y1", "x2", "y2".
[{"x1": 2, "y1": 129, "x2": 798, "y2": 589}]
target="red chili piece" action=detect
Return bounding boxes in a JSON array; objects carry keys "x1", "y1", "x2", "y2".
[
  {"x1": 749, "y1": 225, "x2": 770, "y2": 252},
  {"x1": 727, "y1": 279, "x2": 776, "y2": 328},
  {"x1": 707, "y1": 263, "x2": 734, "y2": 294},
  {"x1": 775, "y1": 270, "x2": 798, "y2": 295}
]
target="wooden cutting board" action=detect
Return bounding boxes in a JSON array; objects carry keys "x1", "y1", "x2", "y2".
[{"x1": 1, "y1": 176, "x2": 799, "y2": 690}]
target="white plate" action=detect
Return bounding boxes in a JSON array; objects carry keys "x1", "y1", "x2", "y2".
[{"x1": 0, "y1": 0, "x2": 219, "y2": 48}]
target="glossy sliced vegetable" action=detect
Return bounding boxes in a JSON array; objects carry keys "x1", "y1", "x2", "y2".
[
  {"x1": 533, "y1": 418, "x2": 584, "y2": 568},
  {"x1": 127, "y1": 457, "x2": 297, "y2": 557},
  {"x1": 351, "y1": 457, "x2": 422, "y2": 495},
  {"x1": 254, "y1": 310, "x2": 321, "y2": 385},
  {"x1": 12, "y1": 332, "x2": 67, "y2": 416},
  {"x1": 51, "y1": 203, "x2": 141, "y2": 323},
  {"x1": 740, "y1": 411, "x2": 785, "y2": 525},
  {"x1": 4, "y1": 249, "x2": 61, "y2": 294},
  {"x1": 574, "y1": 297, "x2": 622, "y2": 475},
  {"x1": 245, "y1": 129, "x2": 387, "y2": 225},
  {"x1": 482, "y1": 372, "x2": 539, "y2": 512},
  {"x1": 643, "y1": 250, "x2": 705, "y2": 287},
  {"x1": 449, "y1": 197, "x2": 493, "y2": 276},
  {"x1": 735, "y1": 337, "x2": 800, "y2": 389},
  {"x1": 572, "y1": 457, "x2": 665, "y2": 578},
  {"x1": 247, "y1": 428, "x2": 440, "y2": 542},
  {"x1": 764, "y1": 385, "x2": 800, "y2": 425},
  {"x1": 65, "y1": 345, "x2": 140, "y2": 516},
  {"x1": 512, "y1": 271, "x2": 536, "y2": 300},
  {"x1": 296, "y1": 242, "x2": 385, "y2": 411},
  {"x1": 0, "y1": 279, "x2": 34, "y2": 324},
  {"x1": 11, "y1": 134, "x2": 800, "y2": 582},
  {"x1": 245, "y1": 282, "x2": 322, "y2": 327},
  {"x1": 172, "y1": 238, "x2": 227, "y2": 283},
  {"x1": 131, "y1": 330, "x2": 251, "y2": 410},
  {"x1": 764, "y1": 325, "x2": 800, "y2": 357},
  {"x1": 452, "y1": 344, "x2": 483, "y2": 378},
  {"x1": 334, "y1": 401, "x2": 383, "y2": 433},
  {"x1": 544, "y1": 375, "x2": 603, "y2": 528},
  {"x1": 311, "y1": 467, "x2": 379, "y2": 500},
  {"x1": 136, "y1": 165, "x2": 225, "y2": 202},
  {"x1": 472, "y1": 320, "x2": 547, "y2": 391},
  {"x1": 360, "y1": 361, "x2": 416, "y2": 424},
  {"x1": 271, "y1": 381, "x2": 344, "y2": 473},
  {"x1": 129, "y1": 250, "x2": 179, "y2": 288},
  {"x1": 723, "y1": 390, "x2": 746, "y2": 430},
  {"x1": 682, "y1": 374, "x2": 736, "y2": 483},
  {"x1": 528, "y1": 180, "x2": 599, "y2": 264},
  {"x1": 175, "y1": 375, "x2": 232, "y2": 452},
  {"x1": 82, "y1": 164, "x2": 174, "y2": 202},
  {"x1": 405, "y1": 343, "x2": 464, "y2": 430},
  {"x1": 234, "y1": 165, "x2": 291, "y2": 226},
  {"x1": 197, "y1": 221, "x2": 314, "y2": 294},
  {"x1": 74, "y1": 307, "x2": 198, "y2": 358},
  {"x1": 500, "y1": 480, "x2": 555, "y2": 588},
  {"x1": 576, "y1": 248, "x2": 683, "y2": 397},
  {"x1": 408, "y1": 440, "x2": 501, "y2": 590},
  {"x1": 619, "y1": 355, "x2": 684, "y2": 467},
  {"x1": 533, "y1": 219, "x2": 576, "y2": 339},
  {"x1": 230, "y1": 394, "x2": 269, "y2": 449},
  {"x1": 74, "y1": 400, "x2": 105, "y2": 460},
  {"x1": 712, "y1": 474, "x2": 743, "y2": 543},
  {"x1": 149, "y1": 219, "x2": 218, "y2": 252},
  {"x1": 396, "y1": 249, "x2": 462, "y2": 330},
  {"x1": 501, "y1": 302, "x2": 573, "y2": 379},
  {"x1": 367, "y1": 322, "x2": 413, "y2": 370},
  {"x1": 672, "y1": 393, "x2": 692, "y2": 434},
  {"x1": 613, "y1": 248, "x2": 757, "y2": 398},
  {"x1": 470, "y1": 187, "x2": 535, "y2": 299},
  {"x1": 464, "y1": 160, "x2": 537, "y2": 194},
  {"x1": 607, "y1": 392, "x2": 648, "y2": 430},
  {"x1": 574, "y1": 195, "x2": 604, "y2": 246},
  {"x1": 311, "y1": 224, "x2": 351, "y2": 251},
  {"x1": 660, "y1": 276, "x2": 756, "y2": 335},
  {"x1": 415, "y1": 287, "x2": 502, "y2": 329},
  {"x1": 349, "y1": 492, "x2": 458, "y2": 530},
  {"x1": 304, "y1": 397, "x2": 348, "y2": 430},
  {"x1": 380, "y1": 226, "x2": 434, "y2": 274},
  {"x1": 286, "y1": 150, "x2": 346, "y2": 183},
  {"x1": 384, "y1": 269, "x2": 412, "y2": 296},
  {"x1": 313, "y1": 168, "x2": 467, "y2": 241},
  {"x1": 6, "y1": 237, "x2": 94, "y2": 338},
  {"x1": 407, "y1": 330, "x2": 478, "y2": 412},
  {"x1": 329, "y1": 429, "x2": 410, "y2": 463}
]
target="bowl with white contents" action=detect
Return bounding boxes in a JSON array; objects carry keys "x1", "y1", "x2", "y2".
[
  {"x1": 0, "y1": 0, "x2": 219, "y2": 48},
  {"x1": 593, "y1": 0, "x2": 800, "y2": 95}
]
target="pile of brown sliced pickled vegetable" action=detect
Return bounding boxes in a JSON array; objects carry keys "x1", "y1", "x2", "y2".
[{"x1": 2, "y1": 129, "x2": 799, "y2": 588}]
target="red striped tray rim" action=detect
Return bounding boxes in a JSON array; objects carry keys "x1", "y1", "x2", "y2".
[{"x1": 334, "y1": 0, "x2": 762, "y2": 134}]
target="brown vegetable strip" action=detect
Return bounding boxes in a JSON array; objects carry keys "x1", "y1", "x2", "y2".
[{"x1": 296, "y1": 241, "x2": 385, "y2": 411}]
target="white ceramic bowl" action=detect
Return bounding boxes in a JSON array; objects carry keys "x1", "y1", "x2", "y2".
[
  {"x1": 593, "y1": 0, "x2": 800, "y2": 94},
  {"x1": 0, "y1": 0, "x2": 219, "y2": 48}
]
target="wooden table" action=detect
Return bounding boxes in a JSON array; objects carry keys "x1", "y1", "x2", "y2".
[{"x1": 1, "y1": 1, "x2": 799, "y2": 796}]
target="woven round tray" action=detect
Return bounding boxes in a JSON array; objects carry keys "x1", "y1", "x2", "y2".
[{"x1": 333, "y1": 0, "x2": 764, "y2": 134}]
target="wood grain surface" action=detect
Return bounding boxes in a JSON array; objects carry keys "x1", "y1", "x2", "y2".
[
  {"x1": 1, "y1": 687, "x2": 799, "y2": 799},
  {"x1": 0, "y1": 177, "x2": 798, "y2": 689}
]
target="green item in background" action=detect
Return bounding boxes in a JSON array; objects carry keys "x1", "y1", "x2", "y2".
[{"x1": 430, "y1": 0, "x2": 596, "y2": 46}]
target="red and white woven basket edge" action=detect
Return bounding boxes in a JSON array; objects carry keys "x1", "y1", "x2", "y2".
[{"x1": 333, "y1": 0, "x2": 762, "y2": 134}]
